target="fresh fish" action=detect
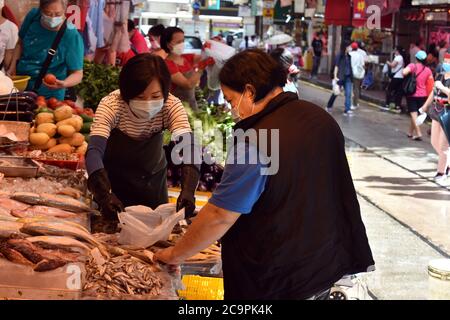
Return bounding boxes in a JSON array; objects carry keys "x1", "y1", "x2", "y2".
[
  {"x1": 57, "y1": 187, "x2": 82, "y2": 200},
  {"x1": 0, "y1": 221, "x2": 24, "y2": 238},
  {"x1": 11, "y1": 206, "x2": 77, "y2": 219},
  {"x1": 27, "y1": 236, "x2": 92, "y2": 254},
  {"x1": 0, "y1": 242, "x2": 33, "y2": 266},
  {"x1": 34, "y1": 259, "x2": 67, "y2": 272},
  {"x1": 12, "y1": 192, "x2": 91, "y2": 213},
  {"x1": 20, "y1": 222, "x2": 109, "y2": 258},
  {"x1": 0, "y1": 197, "x2": 30, "y2": 211},
  {"x1": 0, "y1": 206, "x2": 11, "y2": 216},
  {"x1": 17, "y1": 217, "x2": 90, "y2": 234}
]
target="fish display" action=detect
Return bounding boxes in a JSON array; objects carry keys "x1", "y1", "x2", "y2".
[
  {"x1": 0, "y1": 221, "x2": 24, "y2": 238},
  {"x1": 0, "y1": 237, "x2": 81, "y2": 272},
  {"x1": 11, "y1": 206, "x2": 78, "y2": 219},
  {"x1": 11, "y1": 192, "x2": 91, "y2": 213},
  {"x1": 0, "y1": 206, "x2": 11, "y2": 216},
  {"x1": 27, "y1": 236, "x2": 92, "y2": 254},
  {"x1": 0, "y1": 198, "x2": 30, "y2": 212},
  {"x1": 83, "y1": 254, "x2": 163, "y2": 297}
]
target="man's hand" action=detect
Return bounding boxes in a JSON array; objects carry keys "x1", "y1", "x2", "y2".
[
  {"x1": 43, "y1": 78, "x2": 66, "y2": 90},
  {"x1": 155, "y1": 247, "x2": 182, "y2": 265}
]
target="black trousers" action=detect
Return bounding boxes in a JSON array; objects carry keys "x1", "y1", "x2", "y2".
[{"x1": 385, "y1": 78, "x2": 404, "y2": 107}]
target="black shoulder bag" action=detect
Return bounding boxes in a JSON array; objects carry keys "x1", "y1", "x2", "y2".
[
  {"x1": 403, "y1": 64, "x2": 425, "y2": 96},
  {"x1": 32, "y1": 19, "x2": 68, "y2": 92}
]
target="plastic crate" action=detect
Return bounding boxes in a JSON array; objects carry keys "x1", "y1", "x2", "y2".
[
  {"x1": 35, "y1": 154, "x2": 85, "y2": 170},
  {"x1": 178, "y1": 275, "x2": 224, "y2": 300}
]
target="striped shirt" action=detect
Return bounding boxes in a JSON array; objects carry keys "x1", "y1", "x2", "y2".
[{"x1": 90, "y1": 90, "x2": 192, "y2": 140}]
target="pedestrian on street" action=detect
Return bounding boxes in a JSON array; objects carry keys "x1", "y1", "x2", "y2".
[
  {"x1": 310, "y1": 32, "x2": 323, "y2": 79},
  {"x1": 155, "y1": 49, "x2": 375, "y2": 300},
  {"x1": 349, "y1": 42, "x2": 366, "y2": 110},
  {"x1": 417, "y1": 50, "x2": 450, "y2": 183},
  {"x1": 402, "y1": 50, "x2": 433, "y2": 141},
  {"x1": 383, "y1": 46, "x2": 405, "y2": 113},
  {"x1": 326, "y1": 45, "x2": 354, "y2": 116}
]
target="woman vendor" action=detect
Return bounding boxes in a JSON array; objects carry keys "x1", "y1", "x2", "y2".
[
  {"x1": 160, "y1": 27, "x2": 214, "y2": 110},
  {"x1": 156, "y1": 50, "x2": 375, "y2": 300},
  {"x1": 86, "y1": 53, "x2": 200, "y2": 224},
  {"x1": 9, "y1": 0, "x2": 84, "y2": 100}
]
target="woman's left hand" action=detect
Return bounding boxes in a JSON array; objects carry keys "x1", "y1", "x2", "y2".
[{"x1": 43, "y1": 79, "x2": 66, "y2": 90}]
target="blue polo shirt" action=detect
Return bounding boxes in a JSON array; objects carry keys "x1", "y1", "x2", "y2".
[
  {"x1": 209, "y1": 142, "x2": 269, "y2": 214},
  {"x1": 17, "y1": 8, "x2": 84, "y2": 100}
]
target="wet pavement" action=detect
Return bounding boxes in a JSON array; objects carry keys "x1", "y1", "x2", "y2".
[{"x1": 298, "y1": 81, "x2": 450, "y2": 300}]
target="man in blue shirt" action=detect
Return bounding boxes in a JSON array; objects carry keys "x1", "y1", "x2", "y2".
[{"x1": 10, "y1": 0, "x2": 84, "y2": 100}]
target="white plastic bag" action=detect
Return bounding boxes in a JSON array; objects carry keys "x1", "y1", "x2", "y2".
[
  {"x1": 118, "y1": 203, "x2": 185, "y2": 248},
  {"x1": 204, "y1": 40, "x2": 236, "y2": 91},
  {"x1": 332, "y1": 79, "x2": 342, "y2": 96}
]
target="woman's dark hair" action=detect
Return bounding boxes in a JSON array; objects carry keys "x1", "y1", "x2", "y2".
[
  {"x1": 149, "y1": 24, "x2": 165, "y2": 38},
  {"x1": 40, "y1": 0, "x2": 67, "y2": 9},
  {"x1": 127, "y1": 19, "x2": 135, "y2": 33},
  {"x1": 219, "y1": 49, "x2": 286, "y2": 102},
  {"x1": 160, "y1": 27, "x2": 184, "y2": 54},
  {"x1": 119, "y1": 53, "x2": 171, "y2": 103}
]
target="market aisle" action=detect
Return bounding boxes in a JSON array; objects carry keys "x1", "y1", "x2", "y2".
[
  {"x1": 358, "y1": 195, "x2": 445, "y2": 300},
  {"x1": 298, "y1": 81, "x2": 450, "y2": 298}
]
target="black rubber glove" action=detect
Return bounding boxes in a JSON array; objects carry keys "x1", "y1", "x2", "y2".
[
  {"x1": 177, "y1": 165, "x2": 200, "y2": 219},
  {"x1": 87, "y1": 168, "x2": 124, "y2": 221}
]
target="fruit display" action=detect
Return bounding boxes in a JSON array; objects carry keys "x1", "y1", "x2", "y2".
[{"x1": 29, "y1": 97, "x2": 93, "y2": 156}]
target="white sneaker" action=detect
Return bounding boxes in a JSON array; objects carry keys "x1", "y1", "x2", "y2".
[
  {"x1": 379, "y1": 105, "x2": 390, "y2": 111},
  {"x1": 343, "y1": 110, "x2": 354, "y2": 116},
  {"x1": 434, "y1": 173, "x2": 447, "y2": 185},
  {"x1": 351, "y1": 105, "x2": 358, "y2": 110}
]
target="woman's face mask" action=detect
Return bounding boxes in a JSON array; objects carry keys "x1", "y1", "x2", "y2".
[
  {"x1": 129, "y1": 99, "x2": 164, "y2": 119},
  {"x1": 41, "y1": 14, "x2": 64, "y2": 29},
  {"x1": 172, "y1": 43, "x2": 185, "y2": 56},
  {"x1": 443, "y1": 62, "x2": 450, "y2": 73},
  {"x1": 225, "y1": 88, "x2": 255, "y2": 121}
]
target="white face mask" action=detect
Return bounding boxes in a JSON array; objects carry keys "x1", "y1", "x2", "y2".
[
  {"x1": 231, "y1": 90, "x2": 254, "y2": 121},
  {"x1": 172, "y1": 43, "x2": 185, "y2": 55},
  {"x1": 41, "y1": 14, "x2": 64, "y2": 29},
  {"x1": 129, "y1": 99, "x2": 164, "y2": 119}
]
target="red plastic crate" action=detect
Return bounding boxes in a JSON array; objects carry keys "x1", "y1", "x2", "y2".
[{"x1": 35, "y1": 154, "x2": 85, "y2": 170}]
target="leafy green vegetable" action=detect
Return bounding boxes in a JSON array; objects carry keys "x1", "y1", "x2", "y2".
[{"x1": 76, "y1": 61, "x2": 121, "y2": 111}]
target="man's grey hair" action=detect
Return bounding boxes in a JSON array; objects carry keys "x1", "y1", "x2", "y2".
[{"x1": 40, "y1": 0, "x2": 68, "y2": 9}]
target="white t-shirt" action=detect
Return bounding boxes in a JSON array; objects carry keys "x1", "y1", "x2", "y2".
[
  {"x1": 0, "y1": 19, "x2": 18, "y2": 67},
  {"x1": 392, "y1": 55, "x2": 404, "y2": 79},
  {"x1": 349, "y1": 50, "x2": 366, "y2": 79}
]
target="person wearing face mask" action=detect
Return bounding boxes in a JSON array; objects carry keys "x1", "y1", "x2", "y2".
[
  {"x1": 148, "y1": 24, "x2": 167, "y2": 60},
  {"x1": 416, "y1": 50, "x2": 450, "y2": 184},
  {"x1": 86, "y1": 54, "x2": 201, "y2": 231},
  {"x1": 9, "y1": 0, "x2": 83, "y2": 101},
  {"x1": 160, "y1": 27, "x2": 214, "y2": 110},
  {"x1": 156, "y1": 49, "x2": 374, "y2": 300},
  {"x1": 382, "y1": 46, "x2": 405, "y2": 113},
  {"x1": 0, "y1": 0, "x2": 18, "y2": 75}
]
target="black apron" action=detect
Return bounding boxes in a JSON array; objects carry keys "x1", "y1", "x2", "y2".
[{"x1": 103, "y1": 128, "x2": 168, "y2": 209}]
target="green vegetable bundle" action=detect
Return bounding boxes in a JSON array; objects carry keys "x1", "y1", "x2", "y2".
[{"x1": 76, "y1": 61, "x2": 121, "y2": 111}]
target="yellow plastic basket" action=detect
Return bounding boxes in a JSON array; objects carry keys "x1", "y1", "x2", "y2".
[
  {"x1": 11, "y1": 76, "x2": 30, "y2": 92},
  {"x1": 178, "y1": 275, "x2": 224, "y2": 300}
]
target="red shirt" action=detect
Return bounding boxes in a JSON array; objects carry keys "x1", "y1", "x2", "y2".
[
  {"x1": 130, "y1": 31, "x2": 149, "y2": 54},
  {"x1": 165, "y1": 54, "x2": 196, "y2": 90}
]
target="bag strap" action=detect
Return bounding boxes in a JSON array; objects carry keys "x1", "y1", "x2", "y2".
[
  {"x1": 32, "y1": 19, "x2": 68, "y2": 92},
  {"x1": 414, "y1": 64, "x2": 426, "y2": 78}
]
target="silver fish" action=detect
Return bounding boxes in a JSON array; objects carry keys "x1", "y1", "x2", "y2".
[
  {"x1": 11, "y1": 192, "x2": 91, "y2": 213},
  {"x1": 27, "y1": 236, "x2": 92, "y2": 254}
]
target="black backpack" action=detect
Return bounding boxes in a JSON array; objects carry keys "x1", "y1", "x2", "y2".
[{"x1": 403, "y1": 64, "x2": 426, "y2": 96}]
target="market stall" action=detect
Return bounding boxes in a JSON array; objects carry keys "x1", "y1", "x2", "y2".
[{"x1": 0, "y1": 81, "x2": 228, "y2": 300}]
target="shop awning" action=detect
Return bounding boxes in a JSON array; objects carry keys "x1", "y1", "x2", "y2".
[{"x1": 324, "y1": 0, "x2": 352, "y2": 26}]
